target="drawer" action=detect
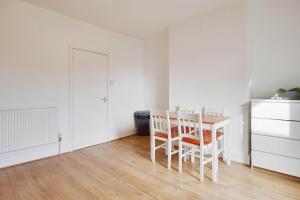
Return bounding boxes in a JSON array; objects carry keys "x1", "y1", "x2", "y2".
[
  {"x1": 252, "y1": 150, "x2": 300, "y2": 177},
  {"x1": 251, "y1": 118, "x2": 300, "y2": 140},
  {"x1": 252, "y1": 134, "x2": 300, "y2": 159},
  {"x1": 251, "y1": 101, "x2": 300, "y2": 121}
]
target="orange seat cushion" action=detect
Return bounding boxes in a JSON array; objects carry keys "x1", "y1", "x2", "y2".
[
  {"x1": 154, "y1": 127, "x2": 179, "y2": 138},
  {"x1": 182, "y1": 130, "x2": 223, "y2": 146},
  {"x1": 182, "y1": 137, "x2": 204, "y2": 145}
]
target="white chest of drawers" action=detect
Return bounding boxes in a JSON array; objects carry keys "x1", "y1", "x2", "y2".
[{"x1": 251, "y1": 99, "x2": 300, "y2": 177}]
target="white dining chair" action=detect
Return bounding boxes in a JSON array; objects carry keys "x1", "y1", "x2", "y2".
[
  {"x1": 203, "y1": 106, "x2": 225, "y2": 169},
  {"x1": 203, "y1": 107, "x2": 224, "y2": 117},
  {"x1": 178, "y1": 105, "x2": 200, "y2": 114},
  {"x1": 150, "y1": 110, "x2": 179, "y2": 169},
  {"x1": 177, "y1": 105, "x2": 201, "y2": 162},
  {"x1": 177, "y1": 112, "x2": 213, "y2": 182}
]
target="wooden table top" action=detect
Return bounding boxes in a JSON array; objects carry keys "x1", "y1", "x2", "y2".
[{"x1": 169, "y1": 112, "x2": 230, "y2": 124}]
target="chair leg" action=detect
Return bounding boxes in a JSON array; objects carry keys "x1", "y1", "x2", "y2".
[
  {"x1": 216, "y1": 151, "x2": 219, "y2": 173},
  {"x1": 221, "y1": 138, "x2": 225, "y2": 161},
  {"x1": 191, "y1": 147, "x2": 195, "y2": 163},
  {"x1": 171, "y1": 142, "x2": 175, "y2": 151},
  {"x1": 165, "y1": 144, "x2": 168, "y2": 155},
  {"x1": 216, "y1": 140, "x2": 221, "y2": 173},
  {"x1": 167, "y1": 140, "x2": 172, "y2": 170},
  {"x1": 179, "y1": 142, "x2": 182, "y2": 173},
  {"x1": 151, "y1": 137, "x2": 155, "y2": 163},
  {"x1": 184, "y1": 146, "x2": 187, "y2": 162},
  {"x1": 216, "y1": 139, "x2": 224, "y2": 172},
  {"x1": 200, "y1": 148, "x2": 204, "y2": 182}
]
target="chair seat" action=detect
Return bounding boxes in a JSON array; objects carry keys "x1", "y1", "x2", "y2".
[
  {"x1": 182, "y1": 130, "x2": 223, "y2": 146},
  {"x1": 154, "y1": 127, "x2": 179, "y2": 138}
]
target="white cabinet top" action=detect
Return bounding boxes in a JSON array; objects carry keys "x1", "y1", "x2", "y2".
[{"x1": 251, "y1": 99, "x2": 300, "y2": 103}]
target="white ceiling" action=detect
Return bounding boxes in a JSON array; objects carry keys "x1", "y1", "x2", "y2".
[{"x1": 20, "y1": 0, "x2": 234, "y2": 38}]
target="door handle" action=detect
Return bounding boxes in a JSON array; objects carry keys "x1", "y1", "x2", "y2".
[{"x1": 101, "y1": 97, "x2": 107, "y2": 103}]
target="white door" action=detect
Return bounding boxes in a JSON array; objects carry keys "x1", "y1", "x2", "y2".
[{"x1": 71, "y1": 49, "x2": 108, "y2": 150}]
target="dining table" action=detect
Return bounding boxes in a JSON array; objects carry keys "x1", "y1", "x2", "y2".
[{"x1": 168, "y1": 111, "x2": 231, "y2": 183}]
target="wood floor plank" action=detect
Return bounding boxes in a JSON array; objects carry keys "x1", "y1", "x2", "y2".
[
  {"x1": 0, "y1": 135, "x2": 299, "y2": 200},
  {"x1": 0, "y1": 170, "x2": 18, "y2": 200}
]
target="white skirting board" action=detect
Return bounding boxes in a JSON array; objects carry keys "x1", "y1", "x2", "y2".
[
  {"x1": 0, "y1": 129, "x2": 137, "y2": 169},
  {"x1": 0, "y1": 143, "x2": 59, "y2": 168},
  {"x1": 230, "y1": 151, "x2": 250, "y2": 165}
]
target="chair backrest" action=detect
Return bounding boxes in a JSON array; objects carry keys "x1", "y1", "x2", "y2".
[
  {"x1": 203, "y1": 106, "x2": 224, "y2": 116},
  {"x1": 178, "y1": 105, "x2": 200, "y2": 114},
  {"x1": 150, "y1": 110, "x2": 171, "y2": 137},
  {"x1": 177, "y1": 112, "x2": 204, "y2": 146}
]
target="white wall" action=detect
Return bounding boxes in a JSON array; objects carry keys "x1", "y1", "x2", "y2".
[
  {"x1": 143, "y1": 30, "x2": 169, "y2": 110},
  {"x1": 1, "y1": 0, "x2": 299, "y2": 168},
  {"x1": 0, "y1": 0, "x2": 143, "y2": 168},
  {"x1": 249, "y1": 0, "x2": 300, "y2": 99},
  {"x1": 169, "y1": 0, "x2": 250, "y2": 163}
]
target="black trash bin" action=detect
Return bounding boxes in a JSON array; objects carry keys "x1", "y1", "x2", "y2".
[{"x1": 134, "y1": 111, "x2": 150, "y2": 136}]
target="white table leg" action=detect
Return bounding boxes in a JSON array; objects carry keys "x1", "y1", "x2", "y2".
[
  {"x1": 225, "y1": 125, "x2": 231, "y2": 166},
  {"x1": 222, "y1": 127, "x2": 226, "y2": 162},
  {"x1": 212, "y1": 125, "x2": 217, "y2": 183}
]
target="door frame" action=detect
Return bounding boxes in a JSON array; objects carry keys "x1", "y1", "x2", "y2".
[{"x1": 69, "y1": 46, "x2": 109, "y2": 151}]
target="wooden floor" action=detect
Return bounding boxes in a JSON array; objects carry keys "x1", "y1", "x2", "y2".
[{"x1": 0, "y1": 135, "x2": 299, "y2": 200}]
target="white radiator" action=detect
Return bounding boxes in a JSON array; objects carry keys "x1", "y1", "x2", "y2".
[{"x1": 0, "y1": 107, "x2": 59, "y2": 153}]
